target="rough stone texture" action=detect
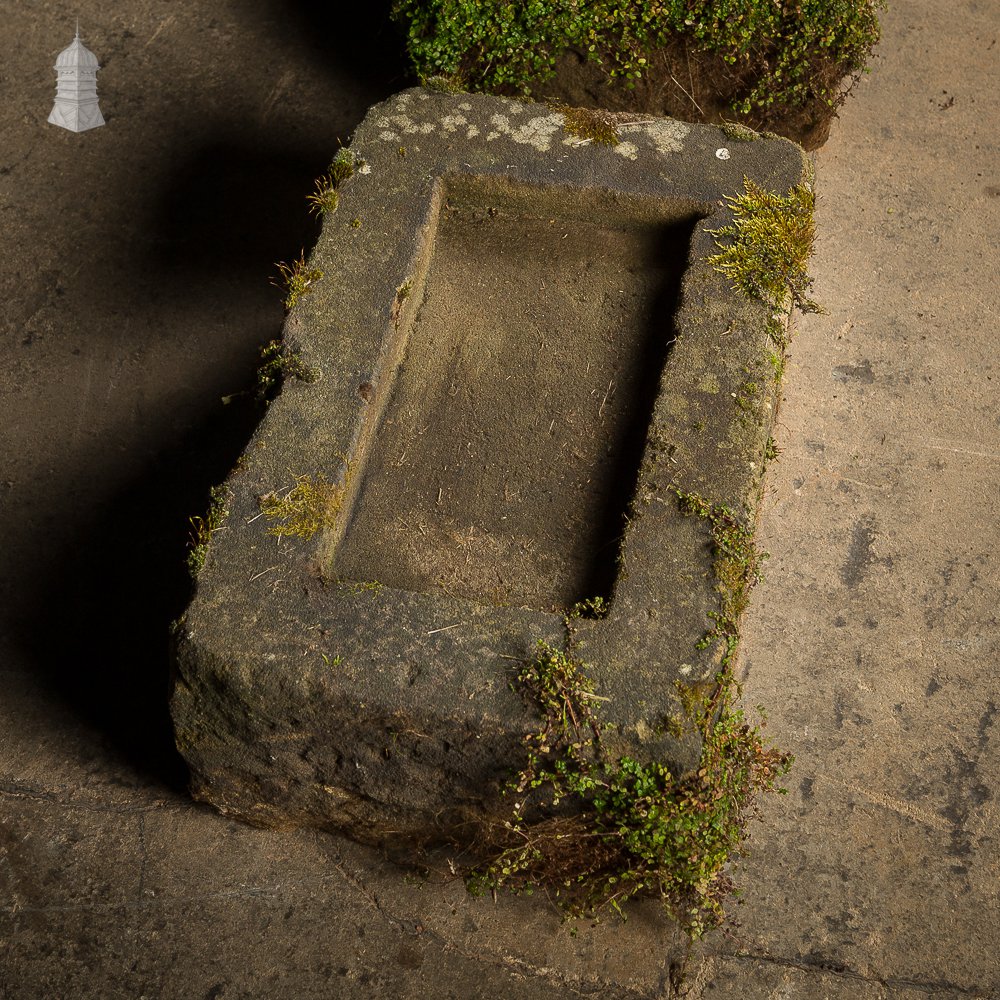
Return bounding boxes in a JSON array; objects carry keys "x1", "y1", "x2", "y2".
[
  {"x1": 2, "y1": 1, "x2": 998, "y2": 997},
  {"x1": 169, "y1": 87, "x2": 806, "y2": 843}
]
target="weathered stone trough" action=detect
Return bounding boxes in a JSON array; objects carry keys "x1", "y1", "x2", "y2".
[{"x1": 170, "y1": 89, "x2": 807, "y2": 845}]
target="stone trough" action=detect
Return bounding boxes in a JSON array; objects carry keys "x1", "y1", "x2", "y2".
[{"x1": 170, "y1": 89, "x2": 808, "y2": 845}]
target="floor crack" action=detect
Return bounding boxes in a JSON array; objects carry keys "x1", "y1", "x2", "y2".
[
  {"x1": 0, "y1": 778, "x2": 168, "y2": 816},
  {"x1": 723, "y1": 949, "x2": 985, "y2": 996}
]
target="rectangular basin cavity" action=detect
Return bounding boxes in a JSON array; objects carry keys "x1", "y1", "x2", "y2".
[{"x1": 333, "y1": 180, "x2": 702, "y2": 612}]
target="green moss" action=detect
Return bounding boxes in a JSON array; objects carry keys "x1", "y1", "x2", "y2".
[
  {"x1": 551, "y1": 101, "x2": 621, "y2": 146},
  {"x1": 306, "y1": 181, "x2": 339, "y2": 217},
  {"x1": 272, "y1": 251, "x2": 324, "y2": 312},
  {"x1": 674, "y1": 489, "x2": 766, "y2": 665},
  {"x1": 258, "y1": 473, "x2": 346, "y2": 539},
  {"x1": 306, "y1": 149, "x2": 356, "y2": 218},
  {"x1": 719, "y1": 120, "x2": 760, "y2": 142},
  {"x1": 734, "y1": 379, "x2": 761, "y2": 414},
  {"x1": 393, "y1": 0, "x2": 883, "y2": 119},
  {"x1": 708, "y1": 177, "x2": 820, "y2": 313},
  {"x1": 329, "y1": 147, "x2": 356, "y2": 186},
  {"x1": 423, "y1": 73, "x2": 466, "y2": 93},
  {"x1": 256, "y1": 339, "x2": 320, "y2": 401},
  {"x1": 186, "y1": 485, "x2": 230, "y2": 578}
]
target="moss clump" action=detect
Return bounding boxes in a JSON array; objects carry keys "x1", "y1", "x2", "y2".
[
  {"x1": 551, "y1": 101, "x2": 621, "y2": 146},
  {"x1": 719, "y1": 120, "x2": 760, "y2": 142},
  {"x1": 424, "y1": 73, "x2": 466, "y2": 94},
  {"x1": 256, "y1": 339, "x2": 320, "y2": 401},
  {"x1": 329, "y1": 147, "x2": 356, "y2": 186},
  {"x1": 258, "y1": 473, "x2": 345, "y2": 540},
  {"x1": 674, "y1": 490, "x2": 766, "y2": 664},
  {"x1": 306, "y1": 182, "x2": 339, "y2": 217},
  {"x1": 393, "y1": 0, "x2": 883, "y2": 121},
  {"x1": 708, "y1": 177, "x2": 820, "y2": 313},
  {"x1": 468, "y1": 641, "x2": 790, "y2": 939},
  {"x1": 307, "y1": 148, "x2": 357, "y2": 215},
  {"x1": 186, "y1": 486, "x2": 231, "y2": 578},
  {"x1": 271, "y1": 251, "x2": 323, "y2": 312},
  {"x1": 307, "y1": 148, "x2": 358, "y2": 217}
]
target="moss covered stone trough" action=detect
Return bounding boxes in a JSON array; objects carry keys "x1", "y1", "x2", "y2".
[{"x1": 170, "y1": 89, "x2": 808, "y2": 849}]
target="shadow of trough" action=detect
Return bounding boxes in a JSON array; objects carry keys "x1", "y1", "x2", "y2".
[
  {"x1": 11, "y1": 135, "x2": 336, "y2": 789},
  {"x1": 581, "y1": 217, "x2": 700, "y2": 605},
  {"x1": 149, "y1": 132, "x2": 329, "y2": 280},
  {"x1": 20, "y1": 396, "x2": 264, "y2": 792},
  {"x1": 12, "y1": 10, "x2": 411, "y2": 792}
]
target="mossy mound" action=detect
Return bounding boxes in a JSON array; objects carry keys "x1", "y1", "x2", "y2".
[{"x1": 392, "y1": 0, "x2": 884, "y2": 149}]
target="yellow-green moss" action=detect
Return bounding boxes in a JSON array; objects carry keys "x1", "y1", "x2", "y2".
[
  {"x1": 708, "y1": 177, "x2": 820, "y2": 313},
  {"x1": 259, "y1": 473, "x2": 345, "y2": 539}
]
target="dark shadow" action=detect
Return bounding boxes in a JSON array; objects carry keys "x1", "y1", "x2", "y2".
[
  {"x1": 14, "y1": 135, "x2": 341, "y2": 793},
  {"x1": 6, "y1": 5, "x2": 410, "y2": 788},
  {"x1": 15, "y1": 394, "x2": 264, "y2": 791},
  {"x1": 264, "y1": 0, "x2": 412, "y2": 93},
  {"x1": 580, "y1": 216, "x2": 702, "y2": 606},
  {"x1": 148, "y1": 131, "x2": 327, "y2": 281}
]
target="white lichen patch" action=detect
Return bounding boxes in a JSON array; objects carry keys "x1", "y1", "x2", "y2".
[
  {"x1": 358, "y1": 162, "x2": 372, "y2": 175},
  {"x1": 621, "y1": 118, "x2": 690, "y2": 156},
  {"x1": 391, "y1": 114, "x2": 421, "y2": 135},
  {"x1": 369, "y1": 96, "x2": 691, "y2": 159},
  {"x1": 508, "y1": 113, "x2": 563, "y2": 152},
  {"x1": 441, "y1": 113, "x2": 469, "y2": 134}
]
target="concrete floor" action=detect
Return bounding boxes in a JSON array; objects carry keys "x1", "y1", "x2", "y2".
[{"x1": 1, "y1": 1, "x2": 997, "y2": 997}]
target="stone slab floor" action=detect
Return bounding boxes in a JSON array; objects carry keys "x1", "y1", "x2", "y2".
[{"x1": 1, "y1": 1, "x2": 997, "y2": 997}]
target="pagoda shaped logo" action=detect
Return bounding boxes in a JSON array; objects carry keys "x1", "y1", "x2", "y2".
[{"x1": 48, "y1": 25, "x2": 105, "y2": 132}]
